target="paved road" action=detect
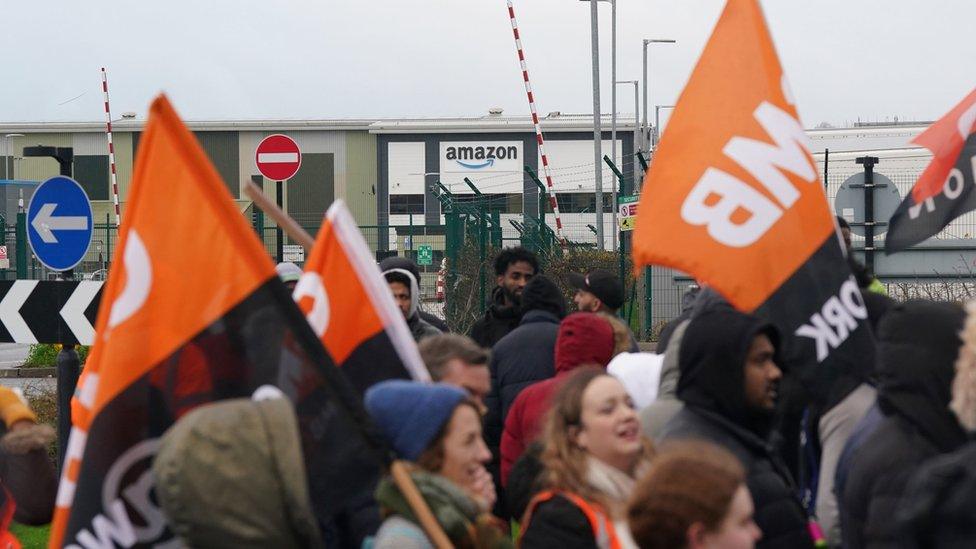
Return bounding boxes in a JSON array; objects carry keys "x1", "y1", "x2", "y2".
[
  {"x1": 0, "y1": 343, "x2": 28, "y2": 369},
  {"x1": 0, "y1": 343, "x2": 55, "y2": 394}
]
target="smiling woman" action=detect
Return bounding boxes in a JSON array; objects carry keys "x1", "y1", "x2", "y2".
[{"x1": 519, "y1": 368, "x2": 654, "y2": 548}]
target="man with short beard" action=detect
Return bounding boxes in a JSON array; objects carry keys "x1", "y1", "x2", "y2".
[
  {"x1": 469, "y1": 247, "x2": 538, "y2": 348},
  {"x1": 660, "y1": 305, "x2": 813, "y2": 549}
]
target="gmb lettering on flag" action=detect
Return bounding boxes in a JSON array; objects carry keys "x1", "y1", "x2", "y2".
[
  {"x1": 632, "y1": 0, "x2": 873, "y2": 395},
  {"x1": 294, "y1": 198, "x2": 431, "y2": 394},
  {"x1": 885, "y1": 88, "x2": 976, "y2": 253},
  {"x1": 50, "y1": 95, "x2": 386, "y2": 549}
]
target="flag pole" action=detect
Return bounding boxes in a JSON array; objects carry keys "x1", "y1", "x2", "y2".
[
  {"x1": 245, "y1": 181, "x2": 314, "y2": 250},
  {"x1": 390, "y1": 461, "x2": 454, "y2": 549},
  {"x1": 246, "y1": 181, "x2": 453, "y2": 548}
]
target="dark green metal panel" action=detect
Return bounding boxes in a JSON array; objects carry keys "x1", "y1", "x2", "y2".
[
  {"x1": 287, "y1": 153, "x2": 334, "y2": 234},
  {"x1": 74, "y1": 155, "x2": 110, "y2": 200},
  {"x1": 193, "y1": 131, "x2": 240, "y2": 198}
]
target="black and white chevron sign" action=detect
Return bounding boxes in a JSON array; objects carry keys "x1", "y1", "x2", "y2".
[{"x1": 0, "y1": 281, "x2": 102, "y2": 345}]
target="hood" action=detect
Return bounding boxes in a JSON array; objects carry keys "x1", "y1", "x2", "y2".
[
  {"x1": 863, "y1": 291, "x2": 896, "y2": 334},
  {"x1": 520, "y1": 275, "x2": 566, "y2": 320},
  {"x1": 677, "y1": 307, "x2": 781, "y2": 434},
  {"x1": 877, "y1": 300, "x2": 967, "y2": 452},
  {"x1": 658, "y1": 319, "x2": 690, "y2": 398},
  {"x1": 680, "y1": 286, "x2": 701, "y2": 312},
  {"x1": 554, "y1": 313, "x2": 615, "y2": 374},
  {"x1": 383, "y1": 267, "x2": 420, "y2": 319},
  {"x1": 153, "y1": 397, "x2": 323, "y2": 548},
  {"x1": 379, "y1": 255, "x2": 422, "y2": 285}
]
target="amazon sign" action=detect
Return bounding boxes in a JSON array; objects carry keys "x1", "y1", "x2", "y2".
[{"x1": 439, "y1": 141, "x2": 523, "y2": 190}]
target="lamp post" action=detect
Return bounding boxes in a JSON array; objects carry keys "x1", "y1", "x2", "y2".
[
  {"x1": 654, "y1": 105, "x2": 676, "y2": 150},
  {"x1": 583, "y1": 0, "x2": 604, "y2": 249},
  {"x1": 641, "y1": 39, "x2": 676, "y2": 172},
  {"x1": 3, "y1": 134, "x2": 24, "y2": 180},
  {"x1": 616, "y1": 81, "x2": 639, "y2": 186},
  {"x1": 582, "y1": 0, "x2": 614, "y2": 250}
]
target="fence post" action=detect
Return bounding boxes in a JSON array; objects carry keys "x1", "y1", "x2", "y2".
[
  {"x1": 15, "y1": 210, "x2": 26, "y2": 279},
  {"x1": 479, "y1": 204, "x2": 487, "y2": 314},
  {"x1": 445, "y1": 212, "x2": 461, "y2": 324},
  {"x1": 643, "y1": 267, "x2": 652, "y2": 340}
]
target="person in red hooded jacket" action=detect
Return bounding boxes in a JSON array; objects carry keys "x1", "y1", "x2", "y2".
[{"x1": 500, "y1": 312, "x2": 615, "y2": 486}]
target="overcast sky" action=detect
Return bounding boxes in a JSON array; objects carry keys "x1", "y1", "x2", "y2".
[{"x1": 1, "y1": 1, "x2": 972, "y2": 129}]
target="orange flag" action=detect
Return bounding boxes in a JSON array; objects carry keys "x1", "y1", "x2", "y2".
[
  {"x1": 633, "y1": 0, "x2": 872, "y2": 390},
  {"x1": 294, "y1": 199, "x2": 430, "y2": 391},
  {"x1": 51, "y1": 95, "x2": 385, "y2": 548}
]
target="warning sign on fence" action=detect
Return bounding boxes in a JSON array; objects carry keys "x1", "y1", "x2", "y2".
[{"x1": 618, "y1": 195, "x2": 638, "y2": 231}]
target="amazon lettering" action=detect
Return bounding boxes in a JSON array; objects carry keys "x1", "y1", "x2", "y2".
[{"x1": 445, "y1": 145, "x2": 519, "y2": 161}]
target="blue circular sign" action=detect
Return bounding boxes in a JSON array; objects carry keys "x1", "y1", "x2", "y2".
[{"x1": 27, "y1": 176, "x2": 93, "y2": 272}]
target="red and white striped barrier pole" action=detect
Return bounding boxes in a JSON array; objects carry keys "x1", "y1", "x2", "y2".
[
  {"x1": 436, "y1": 257, "x2": 446, "y2": 302},
  {"x1": 505, "y1": 0, "x2": 565, "y2": 243},
  {"x1": 101, "y1": 68, "x2": 121, "y2": 229}
]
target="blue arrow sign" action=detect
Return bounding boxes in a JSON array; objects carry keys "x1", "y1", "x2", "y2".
[{"x1": 27, "y1": 176, "x2": 93, "y2": 272}]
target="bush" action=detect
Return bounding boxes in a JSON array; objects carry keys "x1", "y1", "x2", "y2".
[{"x1": 23, "y1": 344, "x2": 89, "y2": 368}]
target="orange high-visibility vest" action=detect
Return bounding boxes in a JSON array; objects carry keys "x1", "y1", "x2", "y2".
[{"x1": 520, "y1": 490, "x2": 622, "y2": 549}]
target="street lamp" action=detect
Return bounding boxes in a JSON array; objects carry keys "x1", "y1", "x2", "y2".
[
  {"x1": 582, "y1": 0, "x2": 615, "y2": 251},
  {"x1": 616, "y1": 81, "x2": 639, "y2": 183},
  {"x1": 654, "y1": 105, "x2": 676, "y2": 150},
  {"x1": 3, "y1": 134, "x2": 23, "y2": 180},
  {"x1": 579, "y1": 0, "x2": 605, "y2": 250},
  {"x1": 642, "y1": 39, "x2": 676, "y2": 163}
]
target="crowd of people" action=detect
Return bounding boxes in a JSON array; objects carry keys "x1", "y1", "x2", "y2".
[{"x1": 10, "y1": 241, "x2": 976, "y2": 548}]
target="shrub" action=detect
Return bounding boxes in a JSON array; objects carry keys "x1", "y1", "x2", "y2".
[{"x1": 23, "y1": 344, "x2": 89, "y2": 368}]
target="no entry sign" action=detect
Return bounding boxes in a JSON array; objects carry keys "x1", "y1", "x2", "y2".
[{"x1": 255, "y1": 134, "x2": 302, "y2": 181}]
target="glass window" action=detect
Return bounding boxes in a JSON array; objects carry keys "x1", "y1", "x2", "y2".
[{"x1": 390, "y1": 194, "x2": 425, "y2": 214}]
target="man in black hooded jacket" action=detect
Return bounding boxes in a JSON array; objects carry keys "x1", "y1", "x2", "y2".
[
  {"x1": 840, "y1": 300, "x2": 967, "y2": 549},
  {"x1": 469, "y1": 247, "x2": 538, "y2": 348},
  {"x1": 660, "y1": 306, "x2": 813, "y2": 549}
]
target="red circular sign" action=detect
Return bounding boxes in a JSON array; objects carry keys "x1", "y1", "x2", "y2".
[{"x1": 255, "y1": 134, "x2": 302, "y2": 181}]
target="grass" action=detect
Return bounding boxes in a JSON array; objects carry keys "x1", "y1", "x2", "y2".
[{"x1": 10, "y1": 523, "x2": 50, "y2": 548}]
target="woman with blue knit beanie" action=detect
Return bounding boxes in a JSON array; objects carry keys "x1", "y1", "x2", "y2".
[{"x1": 364, "y1": 380, "x2": 512, "y2": 549}]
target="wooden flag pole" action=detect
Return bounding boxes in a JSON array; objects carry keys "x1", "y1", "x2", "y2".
[
  {"x1": 390, "y1": 461, "x2": 454, "y2": 549},
  {"x1": 245, "y1": 181, "x2": 453, "y2": 548},
  {"x1": 245, "y1": 181, "x2": 314, "y2": 250}
]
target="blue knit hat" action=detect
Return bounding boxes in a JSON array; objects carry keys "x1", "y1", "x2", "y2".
[{"x1": 365, "y1": 380, "x2": 468, "y2": 461}]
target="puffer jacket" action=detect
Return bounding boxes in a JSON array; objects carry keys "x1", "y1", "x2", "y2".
[
  {"x1": 639, "y1": 319, "x2": 688, "y2": 441},
  {"x1": 841, "y1": 300, "x2": 967, "y2": 549},
  {"x1": 898, "y1": 441, "x2": 976, "y2": 549},
  {"x1": 484, "y1": 276, "x2": 567, "y2": 452},
  {"x1": 500, "y1": 313, "x2": 615, "y2": 485},
  {"x1": 659, "y1": 307, "x2": 813, "y2": 549}
]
